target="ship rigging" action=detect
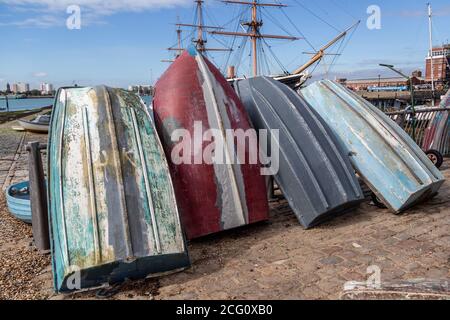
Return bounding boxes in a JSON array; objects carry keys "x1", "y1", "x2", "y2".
[{"x1": 165, "y1": 0, "x2": 359, "y2": 88}]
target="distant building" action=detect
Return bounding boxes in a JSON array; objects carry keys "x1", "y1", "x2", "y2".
[
  {"x1": 40, "y1": 83, "x2": 54, "y2": 95},
  {"x1": 10, "y1": 83, "x2": 19, "y2": 93},
  {"x1": 6, "y1": 83, "x2": 11, "y2": 93},
  {"x1": 128, "y1": 85, "x2": 154, "y2": 96},
  {"x1": 412, "y1": 70, "x2": 422, "y2": 78},
  {"x1": 10, "y1": 83, "x2": 30, "y2": 93},
  {"x1": 341, "y1": 76, "x2": 424, "y2": 91},
  {"x1": 15, "y1": 82, "x2": 30, "y2": 93},
  {"x1": 425, "y1": 44, "x2": 450, "y2": 87}
]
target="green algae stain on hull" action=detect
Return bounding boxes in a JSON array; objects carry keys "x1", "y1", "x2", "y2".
[{"x1": 48, "y1": 86, "x2": 189, "y2": 293}]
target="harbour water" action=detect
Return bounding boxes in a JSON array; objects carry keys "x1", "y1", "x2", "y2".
[
  {"x1": 0, "y1": 95, "x2": 152, "y2": 112},
  {"x1": 0, "y1": 98, "x2": 54, "y2": 112}
]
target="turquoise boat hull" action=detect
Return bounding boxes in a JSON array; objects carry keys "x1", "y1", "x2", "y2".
[
  {"x1": 48, "y1": 86, "x2": 190, "y2": 292},
  {"x1": 301, "y1": 80, "x2": 445, "y2": 213},
  {"x1": 6, "y1": 181, "x2": 32, "y2": 224}
]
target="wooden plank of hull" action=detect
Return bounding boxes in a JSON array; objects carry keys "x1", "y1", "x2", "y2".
[
  {"x1": 301, "y1": 80, "x2": 445, "y2": 213},
  {"x1": 48, "y1": 86, "x2": 189, "y2": 292},
  {"x1": 153, "y1": 49, "x2": 269, "y2": 240}
]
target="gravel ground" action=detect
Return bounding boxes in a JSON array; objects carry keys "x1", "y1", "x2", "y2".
[
  {"x1": 0, "y1": 194, "x2": 51, "y2": 300},
  {"x1": 0, "y1": 123, "x2": 448, "y2": 300}
]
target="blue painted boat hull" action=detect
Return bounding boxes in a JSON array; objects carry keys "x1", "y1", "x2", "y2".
[
  {"x1": 5, "y1": 181, "x2": 32, "y2": 224},
  {"x1": 48, "y1": 86, "x2": 190, "y2": 292},
  {"x1": 301, "y1": 80, "x2": 445, "y2": 213}
]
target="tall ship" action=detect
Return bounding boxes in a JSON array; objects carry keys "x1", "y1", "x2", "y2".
[{"x1": 164, "y1": 0, "x2": 359, "y2": 89}]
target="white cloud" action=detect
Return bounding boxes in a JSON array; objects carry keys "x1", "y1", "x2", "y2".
[
  {"x1": 398, "y1": 5, "x2": 450, "y2": 18},
  {"x1": 0, "y1": 0, "x2": 191, "y2": 27},
  {"x1": 0, "y1": 15, "x2": 62, "y2": 27},
  {"x1": 1, "y1": 0, "x2": 190, "y2": 14},
  {"x1": 33, "y1": 72, "x2": 48, "y2": 77}
]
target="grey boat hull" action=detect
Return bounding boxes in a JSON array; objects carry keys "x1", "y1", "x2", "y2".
[{"x1": 234, "y1": 76, "x2": 364, "y2": 228}]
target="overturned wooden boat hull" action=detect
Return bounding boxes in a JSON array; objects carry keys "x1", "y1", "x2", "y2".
[
  {"x1": 153, "y1": 49, "x2": 269, "y2": 240},
  {"x1": 5, "y1": 181, "x2": 32, "y2": 224},
  {"x1": 17, "y1": 119, "x2": 49, "y2": 133},
  {"x1": 234, "y1": 77, "x2": 363, "y2": 228},
  {"x1": 48, "y1": 86, "x2": 189, "y2": 292},
  {"x1": 301, "y1": 80, "x2": 445, "y2": 213}
]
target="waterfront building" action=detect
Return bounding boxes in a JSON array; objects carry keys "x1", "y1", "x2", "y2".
[
  {"x1": 425, "y1": 44, "x2": 450, "y2": 88},
  {"x1": 16, "y1": 83, "x2": 30, "y2": 93},
  {"x1": 40, "y1": 83, "x2": 54, "y2": 95},
  {"x1": 128, "y1": 85, "x2": 154, "y2": 96},
  {"x1": 339, "y1": 76, "x2": 424, "y2": 91},
  {"x1": 10, "y1": 83, "x2": 19, "y2": 93}
]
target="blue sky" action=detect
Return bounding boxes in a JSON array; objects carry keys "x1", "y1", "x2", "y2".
[{"x1": 0, "y1": 0, "x2": 449, "y2": 89}]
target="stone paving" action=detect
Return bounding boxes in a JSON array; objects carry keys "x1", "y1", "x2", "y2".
[{"x1": 0, "y1": 123, "x2": 449, "y2": 300}]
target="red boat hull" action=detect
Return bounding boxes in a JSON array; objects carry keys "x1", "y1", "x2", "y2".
[{"x1": 153, "y1": 49, "x2": 269, "y2": 239}]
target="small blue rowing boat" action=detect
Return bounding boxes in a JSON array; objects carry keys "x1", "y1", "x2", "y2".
[{"x1": 5, "y1": 181, "x2": 32, "y2": 224}]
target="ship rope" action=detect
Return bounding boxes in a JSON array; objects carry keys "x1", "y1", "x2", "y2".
[
  {"x1": 292, "y1": 0, "x2": 340, "y2": 33},
  {"x1": 184, "y1": 0, "x2": 358, "y2": 78},
  {"x1": 325, "y1": 21, "x2": 358, "y2": 77}
]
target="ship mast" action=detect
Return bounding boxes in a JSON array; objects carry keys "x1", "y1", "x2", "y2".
[
  {"x1": 174, "y1": 0, "x2": 232, "y2": 53},
  {"x1": 428, "y1": 3, "x2": 436, "y2": 105},
  {"x1": 210, "y1": 0, "x2": 300, "y2": 77},
  {"x1": 167, "y1": 23, "x2": 184, "y2": 57},
  {"x1": 197, "y1": 0, "x2": 205, "y2": 51}
]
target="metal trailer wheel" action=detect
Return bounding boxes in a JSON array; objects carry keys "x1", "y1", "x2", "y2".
[
  {"x1": 425, "y1": 149, "x2": 443, "y2": 169},
  {"x1": 371, "y1": 193, "x2": 387, "y2": 209}
]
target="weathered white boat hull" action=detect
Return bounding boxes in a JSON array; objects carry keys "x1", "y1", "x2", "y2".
[{"x1": 17, "y1": 120, "x2": 49, "y2": 133}]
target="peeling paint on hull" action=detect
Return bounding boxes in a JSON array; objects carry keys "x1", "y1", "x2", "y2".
[
  {"x1": 234, "y1": 77, "x2": 364, "y2": 228},
  {"x1": 153, "y1": 50, "x2": 269, "y2": 240},
  {"x1": 48, "y1": 86, "x2": 189, "y2": 293},
  {"x1": 301, "y1": 80, "x2": 445, "y2": 213}
]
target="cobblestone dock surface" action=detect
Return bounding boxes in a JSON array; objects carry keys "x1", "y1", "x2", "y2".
[{"x1": 0, "y1": 122, "x2": 448, "y2": 300}]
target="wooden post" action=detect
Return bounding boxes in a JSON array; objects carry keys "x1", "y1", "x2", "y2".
[
  {"x1": 251, "y1": 1, "x2": 258, "y2": 77},
  {"x1": 27, "y1": 142, "x2": 50, "y2": 252},
  {"x1": 5, "y1": 94, "x2": 9, "y2": 112},
  {"x1": 267, "y1": 176, "x2": 276, "y2": 202}
]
